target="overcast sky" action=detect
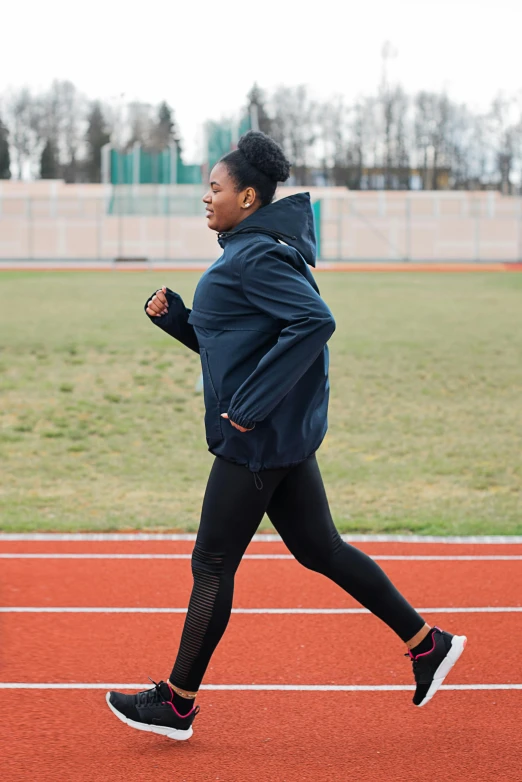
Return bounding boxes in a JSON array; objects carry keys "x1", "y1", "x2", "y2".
[{"x1": 2, "y1": 0, "x2": 521, "y2": 161}]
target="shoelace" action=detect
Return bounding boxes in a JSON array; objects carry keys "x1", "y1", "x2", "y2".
[
  {"x1": 137, "y1": 678, "x2": 200, "y2": 718},
  {"x1": 405, "y1": 653, "x2": 431, "y2": 679},
  {"x1": 136, "y1": 677, "x2": 166, "y2": 708}
]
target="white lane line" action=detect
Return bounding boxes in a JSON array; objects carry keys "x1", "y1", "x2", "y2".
[
  {"x1": 1, "y1": 606, "x2": 520, "y2": 614},
  {"x1": 2, "y1": 533, "x2": 522, "y2": 544},
  {"x1": 1, "y1": 682, "x2": 521, "y2": 692},
  {"x1": 2, "y1": 554, "x2": 522, "y2": 561},
  {"x1": 1, "y1": 553, "x2": 522, "y2": 561}
]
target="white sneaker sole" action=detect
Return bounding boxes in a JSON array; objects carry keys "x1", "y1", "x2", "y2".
[
  {"x1": 105, "y1": 692, "x2": 193, "y2": 740},
  {"x1": 416, "y1": 634, "x2": 468, "y2": 708}
]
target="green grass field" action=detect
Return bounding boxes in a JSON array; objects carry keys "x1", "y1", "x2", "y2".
[{"x1": 1, "y1": 271, "x2": 521, "y2": 534}]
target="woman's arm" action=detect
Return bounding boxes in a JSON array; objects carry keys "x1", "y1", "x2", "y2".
[
  {"x1": 144, "y1": 287, "x2": 200, "y2": 354},
  {"x1": 226, "y1": 245, "x2": 335, "y2": 430}
]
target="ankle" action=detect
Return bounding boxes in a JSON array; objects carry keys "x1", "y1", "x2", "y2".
[
  {"x1": 173, "y1": 692, "x2": 195, "y2": 716},
  {"x1": 406, "y1": 623, "x2": 431, "y2": 651},
  {"x1": 409, "y1": 627, "x2": 436, "y2": 657},
  {"x1": 167, "y1": 680, "x2": 197, "y2": 715},
  {"x1": 167, "y1": 680, "x2": 197, "y2": 700}
]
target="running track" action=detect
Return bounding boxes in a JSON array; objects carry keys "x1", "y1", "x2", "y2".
[{"x1": 1, "y1": 534, "x2": 521, "y2": 782}]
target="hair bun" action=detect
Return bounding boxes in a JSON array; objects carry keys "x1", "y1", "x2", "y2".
[{"x1": 238, "y1": 131, "x2": 291, "y2": 183}]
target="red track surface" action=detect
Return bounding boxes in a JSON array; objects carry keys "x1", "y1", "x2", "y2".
[
  {"x1": 2, "y1": 538, "x2": 521, "y2": 555},
  {"x1": 3, "y1": 558, "x2": 522, "y2": 608},
  {"x1": 2, "y1": 537, "x2": 521, "y2": 781},
  {"x1": 0, "y1": 612, "x2": 518, "y2": 684},
  {"x1": 3, "y1": 691, "x2": 522, "y2": 782}
]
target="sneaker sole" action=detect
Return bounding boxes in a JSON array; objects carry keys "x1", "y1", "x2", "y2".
[
  {"x1": 105, "y1": 692, "x2": 193, "y2": 741},
  {"x1": 416, "y1": 634, "x2": 468, "y2": 708}
]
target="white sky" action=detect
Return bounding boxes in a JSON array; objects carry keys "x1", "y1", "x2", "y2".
[{"x1": 1, "y1": 0, "x2": 521, "y2": 162}]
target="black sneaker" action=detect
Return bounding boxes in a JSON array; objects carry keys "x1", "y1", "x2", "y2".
[
  {"x1": 407, "y1": 627, "x2": 467, "y2": 707},
  {"x1": 106, "y1": 678, "x2": 199, "y2": 740}
]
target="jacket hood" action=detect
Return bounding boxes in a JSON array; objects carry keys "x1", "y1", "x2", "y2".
[{"x1": 217, "y1": 192, "x2": 317, "y2": 267}]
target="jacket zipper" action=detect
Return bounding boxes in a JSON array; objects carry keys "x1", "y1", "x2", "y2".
[{"x1": 218, "y1": 227, "x2": 297, "y2": 243}]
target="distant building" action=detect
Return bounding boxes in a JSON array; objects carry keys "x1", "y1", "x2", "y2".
[{"x1": 295, "y1": 166, "x2": 452, "y2": 191}]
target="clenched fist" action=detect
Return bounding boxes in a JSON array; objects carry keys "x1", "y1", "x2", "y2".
[
  {"x1": 146, "y1": 287, "x2": 169, "y2": 317},
  {"x1": 221, "y1": 413, "x2": 254, "y2": 433}
]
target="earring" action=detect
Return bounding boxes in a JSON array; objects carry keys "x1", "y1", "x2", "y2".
[{"x1": 245, "y1": 203, "x2": 250, "y2": 208}]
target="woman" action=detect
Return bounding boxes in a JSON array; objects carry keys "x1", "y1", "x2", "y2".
[{"x1": 106, "y1": 131, "x2": 466, "y2": 741}]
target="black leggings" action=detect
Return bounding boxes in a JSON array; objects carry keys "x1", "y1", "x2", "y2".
[{"x1": 169, "y1": 453, "x2": 425, "y2": 692}]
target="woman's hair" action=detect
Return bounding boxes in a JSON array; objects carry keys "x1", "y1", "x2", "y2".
[{"x1": 220, "y1": 131, "x2": 291, "y2": 207}]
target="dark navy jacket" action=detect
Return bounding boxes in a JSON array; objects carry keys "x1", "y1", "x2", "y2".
[{"x1": 145, "y1": 192, "x2": 336, "y2": 472}]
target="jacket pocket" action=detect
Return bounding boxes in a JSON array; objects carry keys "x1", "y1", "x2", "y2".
[{"x1": 200, "y1": 347, "x2": 223, "y2": 448}]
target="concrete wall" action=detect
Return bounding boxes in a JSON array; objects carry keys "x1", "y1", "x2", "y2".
[{"x1": 1, "y1": 182, "x2": 521, "y2": 261}]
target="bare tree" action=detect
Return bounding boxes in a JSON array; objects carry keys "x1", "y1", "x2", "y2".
[
  {"x1": 246, "y1": 83, "x2": 272, "y2": 135},
  {"x1": 380, "y1": 86, "x2": 410, "y2": 188},
  {"x1": 316, "y1": 96, "x2": 348, "y2": 186},
  {"x1": 395, "y1": 90, "x2": 411, "y2": 189},
  {"x1": 149, "y1": 101, "x2": 181, "y2": 152},
  {"x1": 271, "y1": 85, "x2": 318, "y2": 185},
  {"x1": 20, "y1": 80, "x2": 88, "y2": 182},
  {"x1": 414, "y1": 91, "x2": 453, "y2": 189},
  {"x1": 0, "y1": 114, "x2": 11, "y2": 179},
  {"x1": 58, "y1": 81, "x2": 86, "y2": 182},
  {"x1": 40, "y1": 138, "x2": 60, "y2": 179},
  {"x1": 444, "y1": 104, "x2": 485, "y2": 190},
  {"x1": 85, "y1": 101, "x2": 111, "y2": 183},
  {"x1": 126, "y1": 101, "x2": 155, "y2": 150},
  {"x1": 349, "y1": 98, "x2": 381, "y2": 189},
  {"x1": 5, "y1": 88, "x2": 36, "y2": 178},
  {"x1": 488, "y1": 94, "x2": 519, "y2": 195},
  {"x1": 3, "y1": 75, "x2": 522, "y2": 193},
  {"x1": 514, "y1": 104, "x2": 522, "y2": 195}
]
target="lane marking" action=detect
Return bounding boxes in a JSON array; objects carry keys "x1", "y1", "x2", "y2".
[
  {"x1": 0, "y1": 682, "x2": 521, "y2": 691},
  {"x1": 0, "y1": 553, "x2": 522, "y2": 562},
  {"x1": 1, "y1": 533, "x2": 522, "y2": 544},
  {"x1": 1, "y1": 553, "x2": 521, "y2": 561},
  {"x1": 1, "y1": 606, "x2": 520, "y2": 614}
]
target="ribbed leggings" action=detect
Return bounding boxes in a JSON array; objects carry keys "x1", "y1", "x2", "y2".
[{"x1": 169, "y1": 453, "x2": 425, "y2": 692}]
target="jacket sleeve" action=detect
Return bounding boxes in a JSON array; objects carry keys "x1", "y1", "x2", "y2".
[
  {"x1": 144, "y1": 287, "x2": 200, "y2": 354},
  {"x1": 227, "y1": 245, "x2": 336, "y2": 430}
]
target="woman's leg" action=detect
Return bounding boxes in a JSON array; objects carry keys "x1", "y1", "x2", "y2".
[
  {"x1": 168, "y1": 457, "x2": 289, "y2": 695},
  {"x1": 266, "y1": 453, "x2": 426, "y2": 643}
]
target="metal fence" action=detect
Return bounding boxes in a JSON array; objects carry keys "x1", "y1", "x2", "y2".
[
  {"x1": 0, "y1": 193, "x2": 214, "y2": 262},
  {"x1": 320, "y1": 192, "x2": 522, "y2": 262},
  {"x1": 1, "y1": 190, "x2": 521, "y2": 262}
]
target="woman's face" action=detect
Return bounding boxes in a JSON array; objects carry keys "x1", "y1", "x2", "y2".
[{"x1": 202, "y1": 162, "x2": 257, "y2": 233}]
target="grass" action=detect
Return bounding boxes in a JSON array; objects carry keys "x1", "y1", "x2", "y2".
[{"x1": 0, "y1": 271, "x2": 521, "y2": 534}]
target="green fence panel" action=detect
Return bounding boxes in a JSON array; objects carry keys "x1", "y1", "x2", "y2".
[
  {"x1": 178, "y1": 163, "x2": 202, "y2": 185},
  {"x1": 207, "y1": 122, "x2": 233, "y2": 171},
  {"x1": 312, "y1": 199, "x2": 321, "y2": 260},
  {"x1": 238, "y1": 114, "x2": 251, "y2": 137},
  {"x1": 109, "y1": 146, "x2": 202, "y2": 186}
]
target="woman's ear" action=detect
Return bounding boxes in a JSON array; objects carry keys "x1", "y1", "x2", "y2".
[{"x1": 242, "y1": 187, "x2": 256, "y2": 209}]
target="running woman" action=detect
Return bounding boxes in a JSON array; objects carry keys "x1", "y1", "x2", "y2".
[{"x1": 106, "y1": 131, "x2": 466, "y2": 741}]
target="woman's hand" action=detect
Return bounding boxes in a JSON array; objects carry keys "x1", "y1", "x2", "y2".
[
  {"x1": 146, "y1": 286, "x2": 169, "y2": 317},
  {"x1": 221, "y1": 413, "x2": 254, "y2": 433}
]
